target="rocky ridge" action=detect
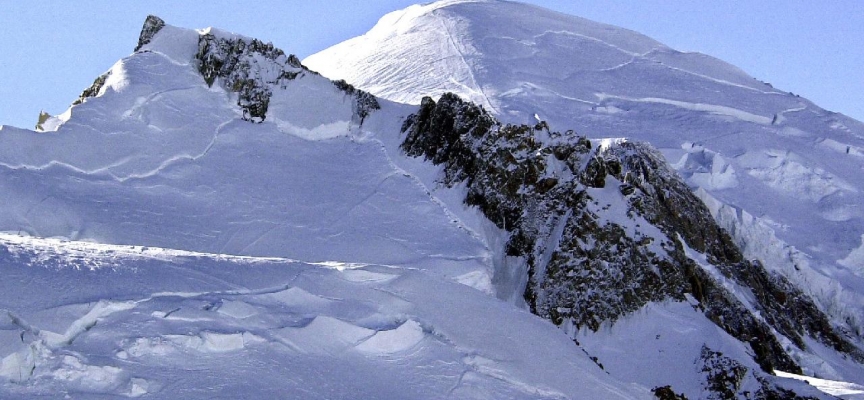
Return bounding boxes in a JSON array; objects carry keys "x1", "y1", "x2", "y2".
[
  {"x1": 401, "y1": 93, "x2": 861, "y2": 398},
  {"x1": 74, "y1": 15, "x2": 379, "y2": 125}
]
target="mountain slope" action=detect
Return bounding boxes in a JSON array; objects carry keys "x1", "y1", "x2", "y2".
[
  {"x1": 397, "y1": 91, "x2": 858, "y2": 399},
  {"x1": 306, "y1": 0, "x2": 864, "y2": 383},
  {"x1": 0, "y1": 18, "x2": 490, "y2": 285}
]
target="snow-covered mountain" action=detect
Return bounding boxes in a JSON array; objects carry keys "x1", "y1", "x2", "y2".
[
  {"x1": 1, "y1": 3, "x2": 863, "y2": 399},
  {"x1": 0, "y1": 14, "x2": 644, "y2": 400},
  {"x1": 307, "y1": 0, "x2": 864, "y2": 391},
  {"x1": 306, "y1": 0, "x2": 864, "y2": 335}
]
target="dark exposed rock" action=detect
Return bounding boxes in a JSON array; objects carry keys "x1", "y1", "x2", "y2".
[
  {"x1": 699, "y1": 346, "x2": 749, "y2": 399},
  {"x1": 72, "y1": 16, "x2": 383, "y2": 127},
  {"x1": 333, "y1": 79, "x2": 380, "y2": 124},
  {"x1": 135, "y1": 15, "x2": 166, "y2": 52},
  {"x1": 35, "y1": 111, "x2": 51, "y2": 131},
  {"x1": 72, "y1": 15, "x2": 161, "y2": 107},
  {"x1": 754, "y1": 377, "x2": 822, "y2": 400},
  {"x1": 697, "y1": 346, "x2": 824, "y2": 400},
  {"x1": 652, "y1": 386, "x2": 688, "y2": 400},
  {"x1": 400, "y1": 92, "x2": 864, "y2": 397},
  {"x1": 193, "y1": 33, "x2": 379, "y2": 125},
  {"x1": 72, "y1": 72, "x2": 109, "y2": 106},
  {"x1": 195, "y1": 33, "x2": 290, "y2": 122}
]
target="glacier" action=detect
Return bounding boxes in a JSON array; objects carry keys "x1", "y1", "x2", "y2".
[{"x1": 0, "y1": 12, "x2": 650, "y2": 399}]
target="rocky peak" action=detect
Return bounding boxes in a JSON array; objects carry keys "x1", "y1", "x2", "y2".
[
  {"x1": 74, "y1": 16, "x2": 380, "y2": 125},
  {"x1": 134, "y1": 15, "x2": 166, "y2": 52}
]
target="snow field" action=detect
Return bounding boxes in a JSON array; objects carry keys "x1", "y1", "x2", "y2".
[{"x1": 0, "y1": 235, "x2": 645, "y2": 399}]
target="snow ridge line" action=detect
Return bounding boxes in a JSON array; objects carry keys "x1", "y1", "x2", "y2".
[
  {"x1": 529, "y1": 29, "x2": 777, "y2": 95},
  {"x1": 532, "y1": 29, "x2": 647, "y2": 57},
  {"x1": 654, "y1": 60, "x2": 781, "y2": 95},
  {"x1": 115, "y1": 118, "x2": 233, "y2": 182},
  {"x1": 0, "y1": 118, "x2": 233, "y2": 183}
]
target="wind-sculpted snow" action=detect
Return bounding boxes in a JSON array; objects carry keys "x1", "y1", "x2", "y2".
[
  {"x1": 306, "y1": 0, "x2": 864, "y2": 354},
  {"x1": 0, "y1": 234, "x2": 645, "y2": 399}
]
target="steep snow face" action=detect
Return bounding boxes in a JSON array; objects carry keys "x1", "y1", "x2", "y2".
[
  {"x1": 305, "y1": 0, "x2": 667, "y2": 112},
  {"x1": 306, "y1": 0, "x2": 864, "y2": 340}
]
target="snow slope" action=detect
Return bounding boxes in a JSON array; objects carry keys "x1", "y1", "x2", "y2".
[
  {"x1": 306, "y1": 0, "x2": 864, "y2": 352},
  {"x1": 0, "y1": 234, "x2": 644, "y2": 399}
]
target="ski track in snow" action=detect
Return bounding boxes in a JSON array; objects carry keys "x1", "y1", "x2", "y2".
[
  {"x1": 364, "y1": 136, "x2": 490, "y2": 249},
  {"x1": 434, "y1": 9, "x2": 500, "y2": 115},
  {"x1": 595, "y1": 93, "x2": 774, "y2": 125}
]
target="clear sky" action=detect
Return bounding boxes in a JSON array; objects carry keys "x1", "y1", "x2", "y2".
[{"x1": 1, "y1": 1, "x2": 862, "y2": 129}]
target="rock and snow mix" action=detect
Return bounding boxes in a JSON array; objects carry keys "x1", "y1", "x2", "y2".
[
  {"x1": 0, "y1": 13, "x2": 638, "y2": 399},
  {"x1": 306, "y1": 0, "x2": 864, "y2": 351}
]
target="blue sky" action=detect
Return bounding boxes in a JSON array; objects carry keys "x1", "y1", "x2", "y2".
[{"x1": 1, "y1": 1, "x2": 862, "y2": 129}]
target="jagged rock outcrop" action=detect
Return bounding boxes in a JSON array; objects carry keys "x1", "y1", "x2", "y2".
[
  {"x1": 135, "y1": 15, "x2": 165, "y2": 52},
  {"x1": 34, "y1": 111, "x2": 51, "y2": 131},
  {"x1": 401, "y1": 92, "x2": 861, "y2": 398},
  {"x1": 70, "y1": 16, "x2": 382, "y2": 126},
  {"x1": 333, "y1": 79, "x2": 380, "y2": 125},
  {"x1": 195, "y1": 33, "x2": 301, "y2": 122},
  {"x1": 193, "y1": 32, "x2": 378, "y2": 123},
  {"x1": 73, "y1": 16, "x2": 163, "y2": 107},
  {"x1": 72, "y1": 72, "x2": 109, "y2": 106}
]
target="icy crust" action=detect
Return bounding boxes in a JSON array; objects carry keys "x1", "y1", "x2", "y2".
[
  {"x1": 306, "y1": 0, "x2": 864, "y2": 348},
  {"x1": 0, "y1": 235, "x2": 645, "y2": 399},
  {"x1": 400, "y1": 92, "x2": 863, "y2": 397}
]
